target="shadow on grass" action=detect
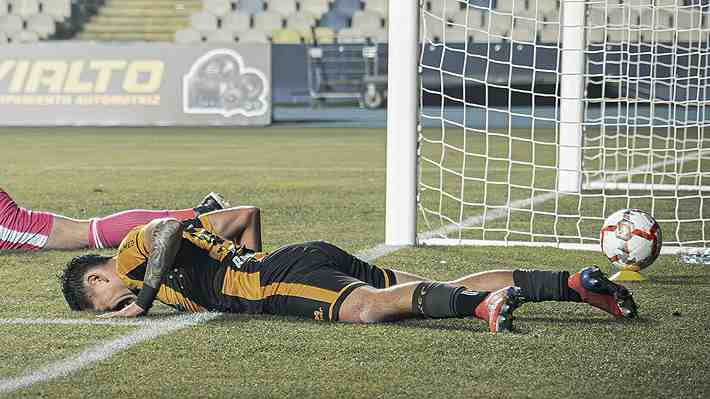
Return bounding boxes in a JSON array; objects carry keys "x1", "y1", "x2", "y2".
[{"x1": 518, "y1": 315, "x2": 658, "y2": 327}]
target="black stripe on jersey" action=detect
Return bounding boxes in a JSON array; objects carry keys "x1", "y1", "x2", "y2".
[{"x1": 125, "y1": 262, "x2": 147, "y2": 282}]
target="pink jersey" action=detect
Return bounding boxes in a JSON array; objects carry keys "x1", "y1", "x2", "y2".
[{"x1": 0, "y1": 190, "x2": 54, "y2": 250}]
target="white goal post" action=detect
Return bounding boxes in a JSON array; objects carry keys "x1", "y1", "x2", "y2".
[{"x1": 386, "y1": 0, "x2": 710, "y2": 253}]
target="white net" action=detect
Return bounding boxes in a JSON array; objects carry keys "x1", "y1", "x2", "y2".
[{"x1": 417, "y1": 0, "x2": 710, "y2": 252}]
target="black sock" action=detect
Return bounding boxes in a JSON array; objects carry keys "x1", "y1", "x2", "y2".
[
  {"x1": 512, "y1": 269, "x2": 582, "y2": 303},
  {"x1": 412, "y1": 282, "x2": 489, "y2": 318}
]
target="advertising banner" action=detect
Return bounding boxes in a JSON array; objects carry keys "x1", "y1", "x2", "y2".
[{"x1": 0, "y1": 43, "x2": 271, "y2": 126}]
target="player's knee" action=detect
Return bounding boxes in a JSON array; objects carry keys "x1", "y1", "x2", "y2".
[{"x1": 338, "y1": 287, "x2": 391, "y2": 324}]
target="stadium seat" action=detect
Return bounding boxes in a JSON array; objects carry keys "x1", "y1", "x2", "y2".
[
  {"x1": 0, "y1": 0, "x2": 7, "y2": 17},
  {"x1": 266, "y1": 0, "x2": 296, "y2": 17},
  {"x1": 236, "y1": 0, "x2": 264, "y2": 14},
  {"x1": 26, "y1": 13, "x2": 54, "y2": 38},
  {"x1": 12, "y1": 29, "x2": 38, "y2": 42},
  {"x1": 421, "y1": 12, "x2": 445, "y2": 42},
  {"x1": 271, "y1": 28, "x2": 301, "y2": 43},
  {"x1": 313, "y1": 26, "x2": 335, "y2": 43},
  {"x1": 0, "y1": 14, "x2": 23, "y2": 36},
  {"x1": 485, "y1": 12, "x2": 512, "y2": 36},
  {"x1": 428, "y1": 0, "x2": 460, "y2": 17},
  {"x1": 675, "y1": 9, "x2": 702, "y2": 29},
  {"x1": 656, "y1": 0, "x2": 681, "y2": 9},
  {"x1": 300, "y1": 0, "x2": 329, "y2": 18},
  {"x1": 337, "y1": 27, "x2": 366, "y2": 43},
  {"x1": 444, "y1": 25, "x2": 468, "y2": 43},
  {"x1": 253, "y1": 10, "x2": 283, "y2": 34},
  {"x1": 363, "y1": 0, "x2": 387, "y2": 17},
  {"x1": 527, "y1": 0, "x2": 557, "y2": 16},
  {"x1": 287, "y1": 11, "x2": 316, "y2": 40},
  {"x1": 237, "y1": 28, "x2": 269, "y2": 42},
  {"x1": 452, "y1": 9, "x2": 483, "y2": 29},
  {"x1": 494, "y1": 0, "x2": 530, "y2": 16},
  {"x1": 174, "y1": 28, "x2": 203, "y2": 43},
  {"x1": 204, "y1": 0, "x2": 232, "y2": 17},
  {"x1": 319, "y1": 9, "x2": 348, "y2": 31},
  {"x1": 42, "y1": 0, "x2": 70, "y2": 22},
  {"x1": 642, "y1": 29, "x2": 673, "y2": 43},
  {"x1": 351, "y1": 10, "x2": 382, "y2": 35},
  {"x1": 221, "y1": 11, "x2": 251, "y2": 34},
  {"x1": 368, "y1": 27, "x2": 387, "y2": 42},
  {"x1": 206, "y1": 29, "x2": 236, "y2": 42},
  {"x1": 191, "y1": 11, "x2": 219, "y2": 34},
  {"x1": 511, "y1": 23, "x2": 535, "y2": 42},
  {"x1": 538, "y1": 27, "x2": 558, "y2": 43},
  {"x1": 332, "y1": 0, "x2": 361, "y2": 17},
  {"x1": 10, "y1": 0, "x2": 39, "y2": 19}
]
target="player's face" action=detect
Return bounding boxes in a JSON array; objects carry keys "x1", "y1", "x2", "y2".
[{"x1": 86, "y1": 265, "x2": 136, "y2": 312}]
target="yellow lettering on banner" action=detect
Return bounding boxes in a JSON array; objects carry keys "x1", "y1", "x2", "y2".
[
  {"x1": 9, "y1": 61, "x2": 29, "y2": 93},
  {"x1": 123, "y1": 61, "x2": 163, "y2": 93},
  {"x1": 90, "y1": 60, "x2": 127, "y2": 93},
  {"x1": 26, "y1": 61, "x2": 67, "y2": 93},
  {"x1": 64, "y1": 61, "x2": 93, "y2": 93},
  {"x1": 0, "y1": 61, "x2": 15, "y2": 82}
]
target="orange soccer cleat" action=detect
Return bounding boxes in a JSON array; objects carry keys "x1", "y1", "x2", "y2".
[
  {"x1": 473, "y1": 286, "x2": 522, "y2": 333},
  {"x1": 568, "y1": 267, "x2": 638, "y2": 319}
]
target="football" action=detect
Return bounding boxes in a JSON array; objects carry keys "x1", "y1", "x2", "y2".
[{"x1": 600, "y1": 209, "x2": 662, "y2": 271}]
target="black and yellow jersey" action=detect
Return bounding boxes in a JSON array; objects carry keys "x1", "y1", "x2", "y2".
[
  {"x1": 115, "y1": 218, "x2": 396, "y2": 321},
  {"x1": 115, "y1": 215, "x2": 261, "y2": 313}
]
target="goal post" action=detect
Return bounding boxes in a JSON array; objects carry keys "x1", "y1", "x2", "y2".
[{"x1": 386, "y1": 0, "x2": 710, "y2": 253}]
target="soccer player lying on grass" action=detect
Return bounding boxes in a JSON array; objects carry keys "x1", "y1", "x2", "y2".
[
  {"x1": 0, "y1": 188, "x2": 228, "y2": 250},
  {"x1": 60, "y1": 208, "x2": 637, "y2": 333}
]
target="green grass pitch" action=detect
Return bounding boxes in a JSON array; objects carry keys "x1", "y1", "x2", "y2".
[{"x1": 0, "y1": 127, "x2": 708, "y2": 398}]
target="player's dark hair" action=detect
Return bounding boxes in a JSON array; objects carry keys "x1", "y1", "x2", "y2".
[{"x1": 59, "y1": 254, "x2": 112, "y2": 311}]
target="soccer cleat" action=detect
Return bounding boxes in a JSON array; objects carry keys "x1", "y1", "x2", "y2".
[
  {"x1": 473, "y1": 286, "x2": 522, "y2": 333},
  {"x1": 193, "y1": 192, "x2": 230, "y2": 216},
  {"x1": 568, "y1": 266, "x2": 638, "y2": 319}
]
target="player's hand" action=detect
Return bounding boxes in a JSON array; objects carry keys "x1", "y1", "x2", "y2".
[{"x1": 98, "y1": 303, "x2": 146, "y2": 318}]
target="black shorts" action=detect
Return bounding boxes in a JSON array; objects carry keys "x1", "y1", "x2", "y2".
[{"x1": 222, "y1": 241, "x2": 396, "y2": 321}]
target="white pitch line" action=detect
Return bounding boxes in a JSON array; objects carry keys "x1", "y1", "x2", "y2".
[
  {"x1": 0, "y1": 312, "x2": 220, "y2": 394},
  {"x1": 0, "y1": 318, "x2": 175, "y2": 327}
]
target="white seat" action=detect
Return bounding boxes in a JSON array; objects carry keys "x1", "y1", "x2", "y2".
[
  {"x1": 639, "y1": 9, "x2": 672, "y2": 29},
  {"x1": 0, "y1": 0, "x2": 7, "y2": 17},
  {"x1": 485, "y1": 12, "x2": 512, "y2": 36},
  {"x1": 337, "y1": 27, "x2": 366, "y2": 43},
  {"x1": 675, "y1": 9, "x2": 702, "y2": 29},
  {"x1": 428, "y1": 0, "x2": 460, "y2": 18},
  {"x1": 444, "y1": 25, "x2": 468, "y2": 42},
  {"x1": 252, "y1": 10, "x2": 283, "y2": 34},
  {"x1": 204, "y1": 0, "x2": 231, "y2": 17},
  {"x1": 363, "y1": 0, "x2": 387, "y2": 17},
  {"x1": 587, "y1": 28, "x2": 605, "y2": 44},
  {"x1": 27, "y1": 13, "x2": 54, "y2": 38},
  {"x1": 527, "y1": 0, "x2": 557, "y2": 16},
  {"x1": 510, "y1": 20, "x2": 537, "y2": 43},
  {"x1": 368, "y1": 27, "x2": 388, "y2": 42},
  {"x1": 11, "y1": 29, "x2": 38, "y2": 42},
  {"x1": 286, "y1": 11, "x2": 315, "y2": 37},
  {"x1": 190, "y1": 11, "x2": 219, "y2": 33},
  {"x1": 452, "y1": 9, "x2": 483, "y2": 29},
  {"x1": 587, "y1": 7, "x2": 607, "y2": 27},
  {"x1": 299, "y1": 0, "x2": 329, "y2": 19},
  {"x1": 266, "y1": 0, "x2": 296, "y2": 17},
  {"x1": 538, "y1": 27, "x2": 558, "y2": 43},
  {"x1": 351, "y1": 10, "x2": 382, "y2": 35},
  {"x1": 0, "y1": 32, "x2": 6, "y2": 43},
  {"x1": 0, "y1": 14, "x2": 22, "y2": 35},
  {"x1": 642, "y1": 29, "x2": 673, "y2": 43},
  {"x1": 175, "y1": 28, "x2": 202, "y2": 43},
  {"x1": 221, "y1": 11, "x2": 251, "y2": 34},
  {"x1": 42, "y1": 0, "x2": 70, "y2": 21},
  {"x1": 656, "y1": 0, "x2": 681, "y2": 9},
  {"x1": 421, "y1": 12, "x2": 445, "y2": 42},
  {"x1": 10, "y1": 0, "x2": 39, "y2": 19},
  {"x1": 237, "y1": 29, "x2": 269, "y2": 43},
  {"x1": 206, "y1": 29, "x2": 235, "y2": 43}
]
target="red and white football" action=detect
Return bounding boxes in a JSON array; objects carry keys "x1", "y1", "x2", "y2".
[{"x1": 600, "y1": 209, "x2": 662, "y2": 271}]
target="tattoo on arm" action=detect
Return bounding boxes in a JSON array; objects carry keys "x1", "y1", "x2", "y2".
[{"x1": 136, "y1": 219, "x2": 183, "y2": 311}]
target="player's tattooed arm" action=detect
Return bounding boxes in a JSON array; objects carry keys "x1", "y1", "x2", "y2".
[{"x1": 135, "y1": 218, "x2": 183, "y2": 313}]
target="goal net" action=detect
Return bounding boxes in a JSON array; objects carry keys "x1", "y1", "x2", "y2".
[{"x1": 415, "y1": 0, "x2": 710, "y2": 253}]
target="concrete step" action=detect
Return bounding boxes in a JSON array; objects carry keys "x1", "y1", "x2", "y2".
[{"x1": 83, "y1": 22, "x2": 187, "y2": 34}]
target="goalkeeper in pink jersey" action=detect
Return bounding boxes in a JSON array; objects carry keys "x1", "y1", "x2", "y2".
[{"x1": 0, "y1": 188, "x2": 228, "y2": 250}]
